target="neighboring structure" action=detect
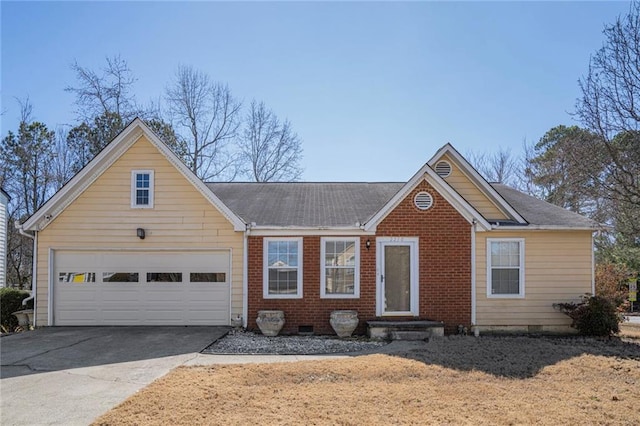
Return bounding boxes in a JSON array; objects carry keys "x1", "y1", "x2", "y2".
[
  {"x1": 0, "y1": 188, "x2": 9, "y2": 287},
  {"x1": 18, "y1": 119, "x2": 599, "y2": 333}
]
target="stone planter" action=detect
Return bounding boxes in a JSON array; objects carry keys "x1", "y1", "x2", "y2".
[
  {"x1": 12, "y1": 309, "x2": 34, "y2": 329},
  {"x1": 330, "y1": 310, "x2": 359, "y2": 338},
  {"x1": 256, "y1": 310, "x2": 285, "y2": 337}
]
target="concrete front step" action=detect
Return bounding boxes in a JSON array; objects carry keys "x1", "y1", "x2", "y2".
[{"x1": 367, "y1": 320, "x2": 445, "y2": 341}]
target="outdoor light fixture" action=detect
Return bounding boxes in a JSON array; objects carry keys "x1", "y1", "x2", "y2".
[
  {"x1": 366, "y1": 239, "x2": 371, "y2": 250},
  {"x1": 136, "y1": 228, "x2": 145, "y2": 240}
]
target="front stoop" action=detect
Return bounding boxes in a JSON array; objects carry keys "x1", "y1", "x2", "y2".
[{"x1": 367, "y1": 320, "x2": 445, "y2": 340}]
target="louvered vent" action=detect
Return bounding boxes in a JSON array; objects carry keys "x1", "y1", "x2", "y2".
[
  {"x1": 435, "y1": 160, "x2": 452, "y2": 177},
  {"x1": 414, "y1": 191, "x2": 433, "y2": 210}
]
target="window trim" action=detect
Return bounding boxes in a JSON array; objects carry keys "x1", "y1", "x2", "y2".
[
  {"x1": 486, "y1": 238, "x2": 525, "y2": 299},
  {"x1": 263, "y1": 237, "x2": 303, "y2": 299},
  {"x1": 320, "y1": 237, "x2": 360, "y2": 299},
  {"x1": 131, "y1": 170, "x2": 154, "y2": 208}
]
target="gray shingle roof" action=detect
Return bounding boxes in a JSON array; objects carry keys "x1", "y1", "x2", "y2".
[
  {"x1": 491, "y1": 184, "x2": 599, "y2": 228},
  {"x1": 207, "y1": 181, "x2": 598, "y2": 229},
  {"x1": 207, "y1": 182, "x2": 403, "y2": 227}
]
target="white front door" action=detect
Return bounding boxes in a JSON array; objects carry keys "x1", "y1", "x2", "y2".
[{"x1": 376, "y1": 238, "x2": 419, "y2": 316}]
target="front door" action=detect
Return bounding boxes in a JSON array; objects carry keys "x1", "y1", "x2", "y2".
[{"x1": 376, "y1": 238, "x2": 419, "y2": 316}]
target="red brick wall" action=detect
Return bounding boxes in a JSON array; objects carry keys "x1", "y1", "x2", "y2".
[{"x1": 247, "y1": 179, "x2": 472, "y2": 335}]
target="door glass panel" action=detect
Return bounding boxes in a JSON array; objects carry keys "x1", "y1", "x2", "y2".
[{"x1": 384, "y1": 245, "x2": 411, "y2": 312}]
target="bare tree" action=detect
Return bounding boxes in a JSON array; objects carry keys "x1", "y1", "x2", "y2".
[
  {"x1": 466, "y1": 147, "x2": 522, "y2": 188},
  {"x1": 165, "y1": 66, "x2": 241, "y2": 181},
  {"x1": 575, "y1": 1, "x2": 640, "y2": 241},
  {"x1": 239, "y1": 100, "x2": 303, "y2": 182},
  {"x1": 65, "y1": 55, "x2": 139, "y2": 122}
]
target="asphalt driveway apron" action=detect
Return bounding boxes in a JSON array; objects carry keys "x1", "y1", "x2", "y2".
[{"x1": 0, "y1": 326, "x2": 228, "y2": 425}]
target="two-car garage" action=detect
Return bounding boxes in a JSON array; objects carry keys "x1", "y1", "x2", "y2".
[{"x1": 52, "y1": 250, "x2": 231, "y2": 326}]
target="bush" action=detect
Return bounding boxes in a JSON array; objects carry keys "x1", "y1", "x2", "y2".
[
  {"x1": 554, "y1": 294, "x2": 621, "y2": 336},
  {"x1": 0, "y1": 287, "x2": 32, "y2": 333}
]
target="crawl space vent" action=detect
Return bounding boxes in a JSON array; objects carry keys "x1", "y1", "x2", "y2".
[
  {"x1": 414, "y1": 191, "x2": 434, "y2": 210},
  {"x1": 435, "y1": 161, "x2": 452, "y2": 177}
]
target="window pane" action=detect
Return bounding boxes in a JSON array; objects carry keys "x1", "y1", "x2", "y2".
[
  {"x1": 190, "y1": 272, "x2": 226, "y2": 282},
  {"x1": 58, "y1": 272, "x2": 96, "y2": 283},
  {"x1": 268, "y1": 268, "x2": 298, "y2": 294},
  {"x1": 491, "y1": 268, "x2": 520, "y2": 294},
  {"x1": 147, "y1": 273, "x2": 182, "y2": 282},
  {"x1": 103, "y1": 272, "x2": 139, "y2": 282},
  {"x1": 136, "y1": 174, "x2": 149, "y2": 188},
  {"x1": 325, "y1": 267, "x2": 355, "y2": 295},
  {"x1": 491, "y1": 241, "x2": 520, "y2": 267},
  {"x1": 136, "y1": 189, "x2": 149, "y2": 205}
]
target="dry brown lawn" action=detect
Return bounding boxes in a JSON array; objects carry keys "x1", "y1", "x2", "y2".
[
  {"x1": 620, "y1": 322, "x2": 640, "y2": 339},
  {"x1": 94, "y1": 337, "x2": 640, "y2": 426}
]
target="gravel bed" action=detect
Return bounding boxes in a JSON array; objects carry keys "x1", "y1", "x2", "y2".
[{"x1": 203, "y1": 330, "x2": 387, "y2": 355}]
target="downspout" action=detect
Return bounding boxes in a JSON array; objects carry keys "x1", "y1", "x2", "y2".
[
  {"x1": 471, "y1": 220, "x2": 478, "y2": 337},
  {"x1": 591, "y1": 231, "x2": 597, "y2": 295},
  {"x1": 242, "y1": 224, "x2": 250, "y2": 328},
  {"x1": 16, "y1": 222, "x2": 37, "y2": 327}
]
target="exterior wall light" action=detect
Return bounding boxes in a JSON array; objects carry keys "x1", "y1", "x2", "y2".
[
  {"x1": 137, "y1": 228, "x2": 145, "y2": 239},
  {"x1": 366, "y1": 239, "x2": 371, "y2": 250}
]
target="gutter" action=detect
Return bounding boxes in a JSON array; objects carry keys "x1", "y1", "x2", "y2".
[{"x1": 15, "y1": 221, "x2": 37, "y2": 326}]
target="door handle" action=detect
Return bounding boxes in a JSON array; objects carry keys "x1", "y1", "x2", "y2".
[{"x1": 380, "y1": 274, "x2": 384, "y2": 283}]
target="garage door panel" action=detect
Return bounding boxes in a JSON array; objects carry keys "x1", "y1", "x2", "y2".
[{"x1": 53, "y1": 250, "x2": 231, "y2": 326}]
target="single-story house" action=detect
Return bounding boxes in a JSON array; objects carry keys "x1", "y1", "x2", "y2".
[
  {"x1": 18, "y1": 119, "x2": 598, "y2": 334},
  {"x1": 1, "y1": 187, "x2": 9, "y2": 287}
]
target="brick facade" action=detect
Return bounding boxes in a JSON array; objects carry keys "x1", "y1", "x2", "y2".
[{"x1": 247, "y1": 179, "x2": 472, "y2": 335}]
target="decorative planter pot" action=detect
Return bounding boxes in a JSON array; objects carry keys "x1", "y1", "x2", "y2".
[
  {"x1": 256, "y1": 310, "x2": 285, "y2": 337},
  {"x1": 330, "y1": 310, "x2": 359, "y2": 338},
  {"x1": 12, "y1": 309, "x2": 34, "y2": 328}
]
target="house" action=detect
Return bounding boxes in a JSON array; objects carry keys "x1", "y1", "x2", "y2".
[
  {"x1": 18, "y1": 119, "x2": 599, "y2": 334},
  {"x1": 1, "y1": 188, "x2": 9, "y2": 287}
]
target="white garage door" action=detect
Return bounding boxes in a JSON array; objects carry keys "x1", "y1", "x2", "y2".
[{"x1": 53, "y1": 250, "x2": 230, "y2": 326}]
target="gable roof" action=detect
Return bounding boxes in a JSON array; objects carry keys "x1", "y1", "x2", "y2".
[
  {"x1": 491, "y1": 184, "x2": 599, "y2": 229},
  {"x1": 20, "y1": 118, "x2": 246, "y2": 232},
  {"x1": 208, "y1": 182, "x2": 403, "y2": 227},
  {"x1": 428, "y1": 143, "x2": 527, "y2": 224}
]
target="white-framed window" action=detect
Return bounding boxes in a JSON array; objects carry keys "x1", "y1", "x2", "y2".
[
  {"x1": 263, "y1": 237, "x2": 303, "y2": 298},
  {"x1": 131, "y1": 170, "x2": 154, "y2": 208},
  {"x1": 487, "y1": 238, "x2": 525, "y2": 298},
  {"x1": 321, "y1": 237, "x2": 360, "y2": 299}
]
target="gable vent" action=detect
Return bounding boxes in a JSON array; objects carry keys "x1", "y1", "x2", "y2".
[
  {"x1": 414, "y1": 191, "x2": 434, "y2": 210},
  {"x1": 435, "y1": 161, "x2": 452, "y2": 177}
]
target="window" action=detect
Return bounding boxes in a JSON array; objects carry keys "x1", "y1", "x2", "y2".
[
  {"x1": 321, "y1": 238, "x2": 360, "y2": 298},
  {"x1": 190, "y1": 273, "x2": 226, "y2": 283},
  {"x1": 263, "y1": 238, "x2": 303, "y2": 298},
  {"x1": 131, "y1": 170, "x2": 154, "y2": 208},
  {"x1": 103, "y1": 272, "x2": 139, "y2": 283},
  {"x1": 487, "y1": 239, "x2": 524, "y2": 298},
  {"x1": 58, "y1": 272, "x2": 96, "y2": 284},
  {"x1": 147, "y1": 273, "x2": 182, "y2": 282}
]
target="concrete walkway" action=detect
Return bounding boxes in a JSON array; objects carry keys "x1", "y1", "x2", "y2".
[{"x1": 0, "y1": 327, "x2": 233, "y2": 425}]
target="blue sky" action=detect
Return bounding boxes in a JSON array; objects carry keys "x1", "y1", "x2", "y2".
[{"x1": 1, "y1": 1, "x2": 632, "y2": 182}]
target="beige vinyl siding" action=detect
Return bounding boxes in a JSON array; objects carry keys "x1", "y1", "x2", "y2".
[
  {"x1": 439, "y1": 153, "x2": 509, "y2": 220},
  {"x1": 476, "y1": 230, "x2": 593, "y2": 327},
  {"x1": 35, "y1": 135, "x2": 244, "y2": 325}
]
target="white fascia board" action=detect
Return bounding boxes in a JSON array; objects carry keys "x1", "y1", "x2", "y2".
[
  {"x1": 21, "y1": 118, "x2": 246, "y2": 232},
  {"x1": 428, "y1": 143, "x2": 527, "y2": 224},
  {"x1": 21, "y1": 123, "x2": 145, "y2": 231},
  {"x1": 136, "y1": 120, "x2": 246, "y2": 231},
  {"x1": 249, "y1": 226, "x2": 375, "y2": 236},
  {"x1": 363, "y1": 164, "x2": 491, "y2": 232},
  {"x1": 488, "y1": 225, "x2": 600, "y2": 231}
]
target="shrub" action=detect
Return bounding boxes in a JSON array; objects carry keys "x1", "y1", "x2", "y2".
[
  {"x1": 595, "y1": 262, "x2": 632, "y2": 309},
  {"x1": 554, "y1": 294, "x2": 621, "y2": 336},
  {"x1": 0, "y1": 288, "x2": 32, "y2": 333}
]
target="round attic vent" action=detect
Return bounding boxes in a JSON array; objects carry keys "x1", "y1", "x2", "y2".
[
  {"x1": 414, "y1": 191, "x2": 434, "y2": 210},
  {"x1": 435, "y1": 160, "x2": 452, "y2": 177}
]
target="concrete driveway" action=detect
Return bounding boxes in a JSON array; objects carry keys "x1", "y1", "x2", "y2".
[{"x1": 0, "y1": 326, "x2": 228, "y2": 425}]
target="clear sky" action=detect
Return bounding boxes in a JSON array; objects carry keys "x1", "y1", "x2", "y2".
[{"x1": 1, "y1": 1, "x2": 632, "y2": 182}]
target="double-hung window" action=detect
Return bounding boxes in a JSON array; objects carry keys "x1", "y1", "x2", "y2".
[
  {"x1": 321, "y1": 237, "x2": 360, "y2": 298},
  {"x1": 263, "y1": 238, "x2": 303, "y2": 298},
  {"x1": 131, "y1": 170, "x2": 154, "y2": 208},
  {"x1": 487, "y1": 238, "x2": 525, "y2": 298}
]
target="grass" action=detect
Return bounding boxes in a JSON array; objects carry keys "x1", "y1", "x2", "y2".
[{"x1": 93, "y1": 336, "x2": 640, "y2": 426}]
